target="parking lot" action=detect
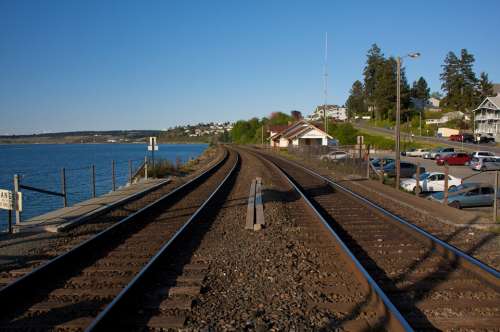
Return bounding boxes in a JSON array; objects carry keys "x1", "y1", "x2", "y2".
[
  {"x1": 373, "y1": 153, "x2": 497, "y2": 184},
  {"x1": 372, "y1": 153, "x2": 498, "y2": 217}
]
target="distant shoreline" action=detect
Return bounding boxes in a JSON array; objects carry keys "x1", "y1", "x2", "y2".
[{"x1": 0, "y1": 141, "x2": 209, "y2": 145}]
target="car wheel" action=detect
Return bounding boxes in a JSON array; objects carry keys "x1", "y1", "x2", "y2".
[
  {"x1": 448, "y1": 201, "x2": 461, "y2": 209},
  {"x1": 435, "y1": 154, "x2": 440, "y2": 160},
  {"x1": 481, "y1": 166, "x2": 486, "y2": 171},
  {"x1": 448, "y1": 185, "x2": 456, "y2": 191},
  {"x1": 413, "y1": 186, "x2": 422, "y2": 195}
]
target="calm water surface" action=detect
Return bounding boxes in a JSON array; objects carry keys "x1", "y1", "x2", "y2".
[{"x1": 0, "y1": 143, "x2": 207, "y2": 230}]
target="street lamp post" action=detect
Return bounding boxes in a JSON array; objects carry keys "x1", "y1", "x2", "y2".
[{"x1": 395, "y1": 52, "x2": 420, "y2": 189}]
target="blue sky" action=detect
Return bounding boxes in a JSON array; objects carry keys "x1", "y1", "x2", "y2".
[{"x1": 1, "y1": 0, "x2": 499, "y2": 134}]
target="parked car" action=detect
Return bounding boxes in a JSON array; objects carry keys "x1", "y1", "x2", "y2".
[
  {"x1": 383, "y1": 161, "x2": 425, "y2": 178},
  {"x1": 470, "y1": 151, "x2": 496, "y2": 159},
  {"x1": 449, "y1": 133, "x2": 474, "y2": 143},
  {"x1": 401, "y1": 172, "x2": 461, "y2": 193},
  {"x1": 406, "y1": 148, "x2": 429, "y2": 157},
  {"x1": 429, "y1": 183, "x2": 499, "y2": 208},
  {"x1": 423, "y1": 147, "x2": 455, "y2": 160},
  {"x1": 320, "y1": 150, "x2": 347, "y2": 161},
  {"x1": 477, "y1": 135, "x2": 495, "y2": 144},
  {"x1": 401, "y1": 148, "x2": 415, "y2": 156},
  {"x1": 371, "y1": 157, "x2": 395, "y2": 168},
  {"x1": 469, "y1": 157, "x2": 500, "y2": 171},
  {"x1": 436, "y1": 152, "x2": 471, "y2": 166}
]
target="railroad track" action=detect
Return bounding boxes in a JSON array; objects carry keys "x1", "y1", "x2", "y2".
[
  {"x1": 0, "y1": 150, "x2": 224, "y2": 282},
  {"x1": 0, "y1": 148, "x2": 239, "y2": 331},
  {"x1": 253, "y1": 149, "x2": 500, "y2": 331}
]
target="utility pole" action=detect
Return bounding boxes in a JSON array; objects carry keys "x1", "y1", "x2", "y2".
[
  {"x1": 419, "y1": 110, "x2": 422, "y2": 136},
  {"x1": 323, "y1": 32, "x2": 328, "y2": 134},
  {"x1": 395, "y1": 56, "x2": 401, "y2": 189},
  {"x1": 395, "y1": 52, "x2": 420, "y2": 189}
]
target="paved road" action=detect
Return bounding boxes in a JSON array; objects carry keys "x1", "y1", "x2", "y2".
[{"x1": 355, "y1": 122, "x2": 500, "y2": 154}]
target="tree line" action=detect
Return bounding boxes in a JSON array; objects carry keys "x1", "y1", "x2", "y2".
[
  {"x1": 230, "y1": 111, "x2": 302, "y2": 144},
  {"x1": 346, "y1": 44, "x2": 495, "y2": 120}
]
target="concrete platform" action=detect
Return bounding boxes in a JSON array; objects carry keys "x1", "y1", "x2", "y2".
[{"x1": 13, "y1": 178, "x2": 170, "y2": 233}]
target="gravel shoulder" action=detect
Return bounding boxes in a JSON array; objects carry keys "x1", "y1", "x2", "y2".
[
  {"x1": 185, "y1": 147, "x2": 381, "y2": 330},
  {"x1": 0, "y1": 146, "x2": 223, "y2": 278}
]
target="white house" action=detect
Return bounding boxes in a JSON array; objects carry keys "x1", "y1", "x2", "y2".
[
  {"x1": 425, "y1": 111, "x2": 465, "y2": 125},
  {"x1": 411, "y1": 97, "x2": 441, "y2": 110},
  {"x1": 473, "y1": 96, "x2": 500, "y2": 139},
  {"x1": 269, "y1": 120, "x2": 334, "y2": 148},
  {"x1": 307, "y1": 105, "x2": 347, "y2": 121}
]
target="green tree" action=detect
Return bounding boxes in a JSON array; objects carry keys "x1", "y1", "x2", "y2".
[
  {"x1": 346, "y1": 80, "x2": 366, "y2": 118},
  {"x1": 410, "y1": 77, "x2": 430, "y2": 101},
  {"x1": 268, "y1": 112, "x2": 293, "y2": 126},
  {"x1": 328, "y1": 123, "x2": 359, "y2": 145},
  {"x1": 440, "y1": 49, "x2": 478, "y2": 113},
  {"x1": 477, "y1": 72, "x2": 494, "y2": 101},
  {"x1": 363, "y1": 44, "x2": 385, "y2": 113}
]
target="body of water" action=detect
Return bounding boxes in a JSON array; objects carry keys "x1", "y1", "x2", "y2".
[{"x1": 0, "y1": 143, "x2": 208, "y2": 230}]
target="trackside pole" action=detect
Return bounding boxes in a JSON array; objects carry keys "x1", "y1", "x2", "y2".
[
  {"x1": 494, "y1": 171, "x2": 498, "y2": 223},
  {"x1": 14, "y1": 174, "x2": 21, "y2": 225},
  {"x1": 415, "y1": 164, "x2": 420, "y2": 196},
  {"x1": 443, "y1": 164, "x2": 449, "y2": 205}
]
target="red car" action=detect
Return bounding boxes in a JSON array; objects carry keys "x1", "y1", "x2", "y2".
[{"x1": 436, "y1": 152, "x2": 471, "y2": 166}]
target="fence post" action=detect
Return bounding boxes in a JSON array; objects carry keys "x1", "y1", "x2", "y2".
[
  {"x1": 91, "y1": 165, "x2": 96, "y2": 198},
  {"x1": 112, "y1": 160, "x2": 116, "y2": 191},
  {"x1": 8, "y1": 210, "x2": 12, "y2": 234},
  {"x1": 443, "y1": 164, "x2": 449, "y2": 205},
  {"x1": 415, "y1": 164, "x2": 420, "y2": 196},
  {"x1": 494, "y1": 170, "x2": 498, "y2": 223},
  {"x1": 380, "y1": 161, "x2": 384, "y2": 184},
  {"x1": 366, "y1": 144, "x2": 370, "y2": 179},
  {"x1": 61, "y1": 168, "x2": 67, "y2": 207},
  {"x1": 128, "y1": 160, "x2": 132, "y2": 184},
  {"x1": 13, "y1": 174, "x2": 21, "y2": 225},
  {"x1": 144, "y1": 156, "x2": 148, "y2": 180}
]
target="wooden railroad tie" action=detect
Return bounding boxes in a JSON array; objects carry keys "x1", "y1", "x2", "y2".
[{"x1": 245, "y1": 177, "x2": 265, "y2": 231}]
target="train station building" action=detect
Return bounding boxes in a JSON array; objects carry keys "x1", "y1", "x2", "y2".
[{"x1": 269, "y1": 120, "x2": 334, "y2": 148}]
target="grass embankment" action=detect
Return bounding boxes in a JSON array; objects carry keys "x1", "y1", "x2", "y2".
[{"x1": 146, "y1": 146, "x2": 217, "y2": 178}]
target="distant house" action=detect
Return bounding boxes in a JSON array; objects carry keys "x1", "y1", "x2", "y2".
[
  {"x1": 411, "y1": 97, "x2": 441, "y2": 110},
  {"x1": 425, "y1": 111, "x2": 465, "y2": 125},
  {"x1": 307, "y1": 105, "x2": 347, "y2": 121},
  {"x1": 473, "y1": 96, "x2": 500, "y2": 138},
  {"x1": 269, "y1": 120, "x2": 334, "y2": 148}
]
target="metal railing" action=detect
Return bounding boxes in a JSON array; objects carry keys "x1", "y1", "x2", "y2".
[{"x1": 2, "y1": 158, "x2": 146, "y2": 232}]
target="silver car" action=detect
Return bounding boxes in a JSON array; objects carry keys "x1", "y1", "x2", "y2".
[{"x1": 469, "y1": 157, "x2": 500, "y2": 171}]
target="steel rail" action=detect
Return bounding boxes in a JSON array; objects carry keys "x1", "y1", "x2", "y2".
[
  {"x1": 0, "y1": 148, "x2": 230, "y2": 312},
  {"x1": 246, "y1": 149, "x2": 413, "y2": 331},
  {"x1": 86, "y1": 151, "x2": 239, "y2": 331},
  {"x1": 265, "y1": 151, "x2": 500, "y2": 289}
]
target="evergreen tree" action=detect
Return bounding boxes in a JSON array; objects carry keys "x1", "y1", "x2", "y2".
[
  {"x1": 410, "y1": 77, "x2": 430, "y2": 100},
  {"x1": 363, "y1": 44, "x2": 385, "y2": 112},
  {"x1": 440, "y1": 49, "x2": 478, "y2": 112},
  {"x1": 459, "y1": 49, "x2": 478, "y2": 110},
  {"x1": 477, "y1": 72, "x2": 494, "y2": 101},
  {"x1": 346, "y1": 80, "x2": 366, "y2": 118}
]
